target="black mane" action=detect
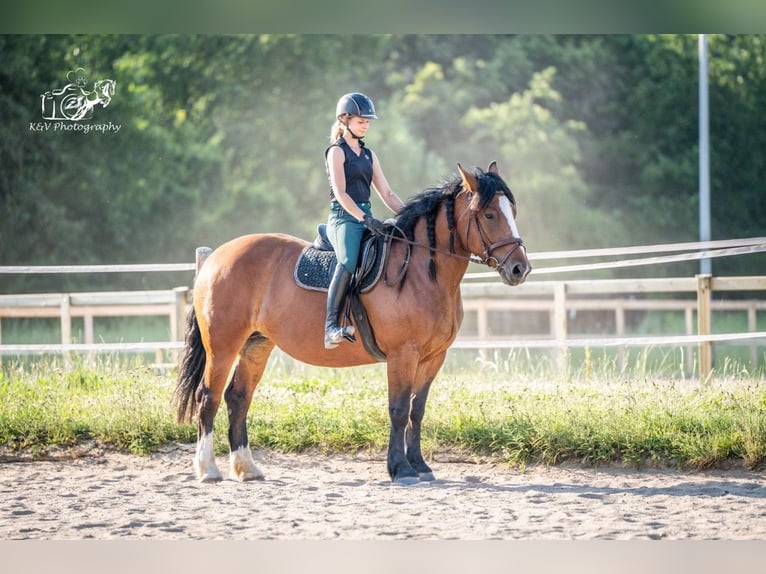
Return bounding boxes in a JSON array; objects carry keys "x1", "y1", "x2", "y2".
[{"x1": 392, "y1": 167, "x2": 515, "y2": 286}]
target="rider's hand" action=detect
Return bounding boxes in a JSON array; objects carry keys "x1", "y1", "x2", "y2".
[{"x1": 362, "y1": 214, "x2": 387, "y2": 235}]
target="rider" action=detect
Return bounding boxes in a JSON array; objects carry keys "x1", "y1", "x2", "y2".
[{"x1": 323, "y1": 92, "x2": 406, "y2": 349}]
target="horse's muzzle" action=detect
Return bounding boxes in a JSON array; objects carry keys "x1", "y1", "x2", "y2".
[{"x1": 499, "y1": 258, "x2": 531, "y2": 286}]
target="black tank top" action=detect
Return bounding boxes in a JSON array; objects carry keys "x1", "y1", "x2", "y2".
[{"x1": 325, "y1": 138, "x2": 374, "y2": 204}]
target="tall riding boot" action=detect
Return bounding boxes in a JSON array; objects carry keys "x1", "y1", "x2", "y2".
[{"x1": 324, "y1": 264, "x2": 357, "y2": 349}]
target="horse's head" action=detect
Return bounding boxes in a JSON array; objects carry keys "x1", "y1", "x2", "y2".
[{"x1": 455, "y1": 162, "x2": 531, "y2": 286}]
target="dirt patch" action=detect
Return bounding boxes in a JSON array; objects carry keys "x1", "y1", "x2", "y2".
[{"x1": 2, "y1": 443, "x2": 765, "y2": 539}]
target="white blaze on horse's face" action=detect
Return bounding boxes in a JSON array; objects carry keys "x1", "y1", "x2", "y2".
[{"x1": 498, "y1": 195, "x2": 523, "y2": 242}]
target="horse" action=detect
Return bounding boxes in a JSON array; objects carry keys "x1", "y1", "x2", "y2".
[
  {"x1": 173, "y1": 162, "x2": 531, "y2": 485},
  {"x1": 67, "y1": 79, "x2": 115, "y2": 120}
]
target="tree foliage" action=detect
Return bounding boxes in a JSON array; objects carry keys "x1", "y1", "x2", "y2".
[{"x1": 1, "y1": 34, "x2": 764, "y2": 291}]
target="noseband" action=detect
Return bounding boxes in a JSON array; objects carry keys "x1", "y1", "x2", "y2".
[
  {"x1": 455, "y1": 190, "x2": 525, "y2": 269},
  {"x1": 469, "y1": 212, "x2": 525, "y2": 269}
]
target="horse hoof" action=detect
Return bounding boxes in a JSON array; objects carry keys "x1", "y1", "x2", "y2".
[
  {"x1": 418, "y1": 472, "x2": 436, "y2": 481},
  {"x1": 235, "y1": 469, "x2": 265, "y2": 482},
  {"x1": 230, "y1": 448, "x2": 265, "y2": 482},
  {"x1": 194, "y1": 460, "x2": 223, "y2": 483},
  {"x1": 393, "y1": 475, "x2": 421, "y2": 486},
  {"x1": 199, "y1": 471, "x2": 223, "y2": 484}
]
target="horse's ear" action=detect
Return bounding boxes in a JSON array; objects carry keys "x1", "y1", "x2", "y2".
[
  {"x1": 457, "y1": 163, "x2": 479, "y2": 193},
  {"x1": 487, "y1": 161, "x2": 499, "y2": 175}
]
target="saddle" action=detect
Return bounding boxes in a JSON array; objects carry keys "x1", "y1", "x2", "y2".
[
  {"x1": 294, "y1": 224, "x2": 391, "y2": 361},
  {"x1": 294, "y1": 224, "x2": 387, "y2": 294}
]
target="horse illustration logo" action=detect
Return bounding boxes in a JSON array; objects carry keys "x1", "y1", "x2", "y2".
[{"x1": 41, "y1": 68, "x2": 116, "y2": 121}]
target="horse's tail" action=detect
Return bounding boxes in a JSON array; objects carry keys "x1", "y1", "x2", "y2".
[{"x1": 173, "y1": 306, "x2": 206, "y2": 424}]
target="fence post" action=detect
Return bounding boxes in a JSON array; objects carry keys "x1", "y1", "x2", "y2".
[
  {"x1": 60, "y1": 294, "x2": 72, "y2": 367},
  {"x1": 553, "y1": 282, "x2": 568, "y2": 377},
  {"x1": 60, "y1": 295, "x2": 72, "y2": 344},
  {"x1": 748, "y1": 302, "x2": 757, "y2": 368},
  {"x1": 615, "y1": 301, "x2": 626, "y2": 372},
  {"x1": 170, "y1": 286, "x2": 190, "y2": 363},
  {"x1": 83, "y1": 314, "x2": 94, "y2": 345},
  {"x1": 196, "y1": 247, "x2": 213, "y2": 277},
  {"x1": 685, "y1": 306, "x2": 694, "y2": 377},
  {"x1": 696, "y1": 274, "x2": 713, "y2": 382},
  {"x1": 476, "y1": 300, "x2": 488, "y2": 340},
  {"x1": 172, "y1": 287, "x2": 189, "y2": 342},
  {"x1": 476, "y1": 299, "x2": 489, "y2": 362}
]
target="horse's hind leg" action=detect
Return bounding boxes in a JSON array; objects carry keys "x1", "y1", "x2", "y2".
[
  {"x1": 195, "y1": 347, "x2": 240, "y2": 483},
  {"x1": 225, "y1": 332, "x2": 275, "y2": 482}
]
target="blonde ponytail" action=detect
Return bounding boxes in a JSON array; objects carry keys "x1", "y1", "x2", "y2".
[{"x1": 329, "y1": 120, "x2": 344, "y2": 142}]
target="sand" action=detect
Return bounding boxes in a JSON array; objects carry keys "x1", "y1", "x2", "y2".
[{"x1": 2, "y1": 443, "x2": 765, "y2": 540}]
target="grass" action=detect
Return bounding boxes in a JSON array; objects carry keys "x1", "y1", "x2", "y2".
[
  {"x1": 0, "y1": 357, "x2": 194, "y2": 456},
  {"x1": 1, "y1": 353, "x2": 765, "y2": 471}
]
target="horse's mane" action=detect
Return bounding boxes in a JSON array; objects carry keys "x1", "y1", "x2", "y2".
[{"x1": 393, "y1": 167, "x2": 515, "y2": 288}]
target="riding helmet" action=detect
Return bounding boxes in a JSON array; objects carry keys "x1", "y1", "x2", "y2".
[{"x1": 336, "y1": 92, "x2": 377, "y2": 119}]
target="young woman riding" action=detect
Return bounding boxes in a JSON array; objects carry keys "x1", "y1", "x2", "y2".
[{"x1": 323, "y1": 92, "x2": 406, "y2": 349}]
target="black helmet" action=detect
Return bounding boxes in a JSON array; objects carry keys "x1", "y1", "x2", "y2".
[{"x1": 336, "y1": 92, "x2": 377, "y2": 119}]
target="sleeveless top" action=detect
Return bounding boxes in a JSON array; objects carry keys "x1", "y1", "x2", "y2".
[{"x1": 325, "y1": 138, "x2": 374, "y2": 204}]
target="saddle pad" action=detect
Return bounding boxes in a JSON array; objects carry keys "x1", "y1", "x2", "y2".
[
  {"x1": 294, "y1": 236, "x2": 387, "y2": 294},
  {"x1": 294, "y1": 247, "x2": 337, "y2": 291}
]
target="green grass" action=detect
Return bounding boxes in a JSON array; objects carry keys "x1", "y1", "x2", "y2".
[
  {"x1": 1, "y1": 354, "x2": 765, "y2": 471},
  {"x1": 0, "y1": 357, "x2": 194, "y2": 456}
]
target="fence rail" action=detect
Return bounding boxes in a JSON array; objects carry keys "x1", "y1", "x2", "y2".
[
  {"x1": 0, "y1": 288, "x2": 189, "y2": 365},
  {"x1": 2, "y1": 274, "x2": 766, "y2": 378},
  {"x1": 460, "y1": 275, "x2": 766, "y2": 377}
]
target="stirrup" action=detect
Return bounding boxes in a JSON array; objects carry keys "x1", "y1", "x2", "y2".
[
  {"x1": 341, "y1": 325, "x2": 356, "y2": 343},
  {"x1": 324, "y1": 324, "x2": 356, "y2": 349}
]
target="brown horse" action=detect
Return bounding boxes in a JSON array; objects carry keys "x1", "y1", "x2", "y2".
[{"x1": 173, "y1": 162, "x2": 531, "y2": 484}]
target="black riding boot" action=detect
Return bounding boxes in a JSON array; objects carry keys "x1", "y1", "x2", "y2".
[{"x1": 324, "y1": 264, "x2": 356, "y2": 349}]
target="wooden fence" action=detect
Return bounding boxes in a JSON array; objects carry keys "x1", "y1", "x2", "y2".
[
  {"x1": 0, "y1": 288, "x2": 189, "y2": 364},
  {"x1": 2, "y1": 274, "x2": 766, "y2": 379},
  {"x1": 459, "y1": 274, "x2": 766, "y2": 378},
  {"x1": 2, "y1": 240, "x2": 766, "y2": 379}
]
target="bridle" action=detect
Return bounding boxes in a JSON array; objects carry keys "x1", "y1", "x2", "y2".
[
  {"x1": 380, "y1": 191, "x2": 526, "y2": 285},
  {"x1": 467, "y1": 209, "x2": 526, "y2": 269}
]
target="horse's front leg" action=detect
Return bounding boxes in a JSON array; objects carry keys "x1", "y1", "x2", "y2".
[
  {"x1": 387, "y1": 391, "x2": 421, "y2": 485},
  {"x1": 406, "y1": 380, "x2": 434, "y2": 481},
  {"x1": 386, "y1": 358, "x2": 421, "y2": 485},
  {"x1": 405, "y1": 353, "x2": 445, "y2": 481}
]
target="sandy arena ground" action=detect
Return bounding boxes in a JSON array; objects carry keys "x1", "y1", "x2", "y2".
[{"x1": 2, "y1": 443, "x2": 765, "y2": 540}]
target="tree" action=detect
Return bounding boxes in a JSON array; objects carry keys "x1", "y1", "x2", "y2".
[
  {"x1": 3, "y1": 34, "x2": 765, "y2": 294},
  {"x1": 462, "y1": 67, "x2": 625, "y2": 252}
]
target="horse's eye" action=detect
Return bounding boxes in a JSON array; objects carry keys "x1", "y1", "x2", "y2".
[{"x1": 484, "y1": 212, "x2": 494, "y2": 220}]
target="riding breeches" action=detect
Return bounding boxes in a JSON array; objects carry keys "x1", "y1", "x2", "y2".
[{"x1": 326, "y1": 201, "x2": 372, "y2": 274}]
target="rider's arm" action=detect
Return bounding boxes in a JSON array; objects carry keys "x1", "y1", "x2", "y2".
[{"x1": 370, "y1": 150, "x2": 405, "y2": 214}]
